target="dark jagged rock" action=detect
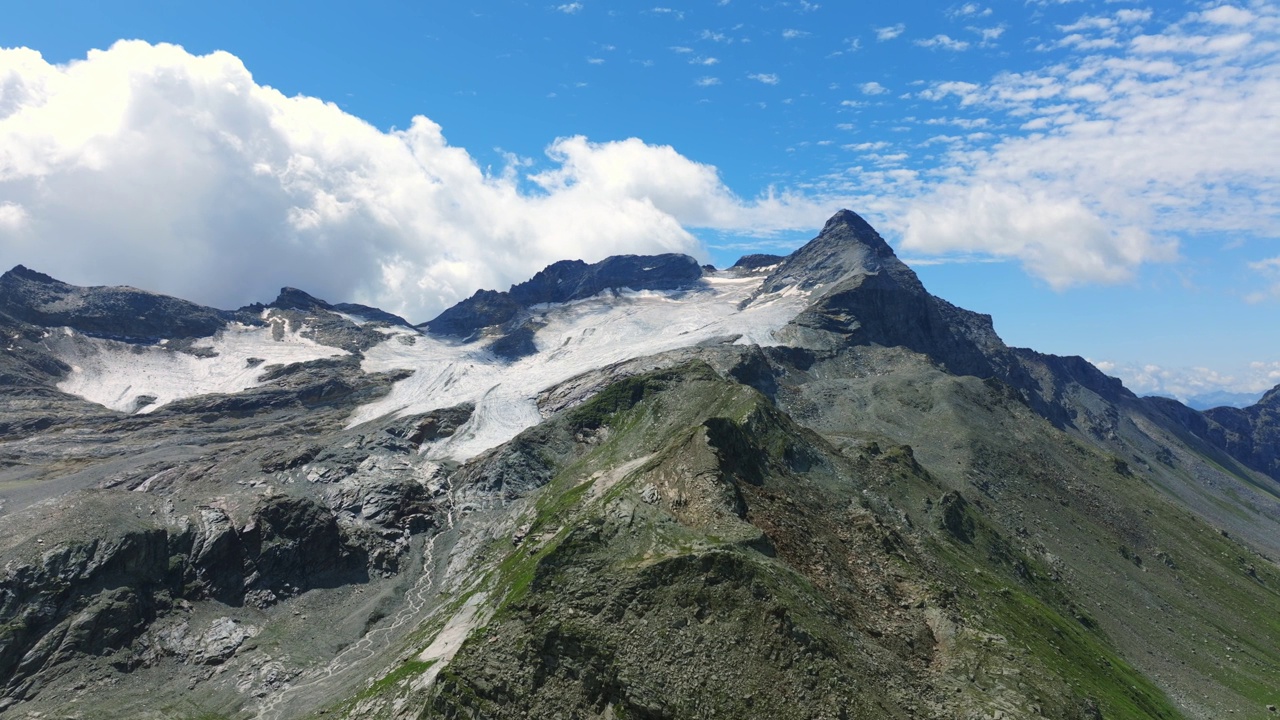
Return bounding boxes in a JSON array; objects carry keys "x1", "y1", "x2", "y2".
[
  {"x1": 256, "y1": 287, "x2": 409, "y2": 327},
  {"x1": 768, "y1": 210, "x2": 1004, "y2": 379},
  {"x1": 761, "y1": 209, "x2": 918, "y2": 294},
  {"x1": 235, "y1": 287, "x2": 412, "y2": 352},
  {"x1": 1170, "y1": 384, "x2": 1280, "y2": 483},
  {"x1": 731, "y1": 253, "x2": 785, "y2": 270},
  {"x1": 0, "y1": 265, "x2": 237, "y2": 342},
  {"x1": 423, "y1": 253, "x2": 704, "y2": 338},
  {"x1": 331, "y1": 302, "x2": 412, "y2": 328}
]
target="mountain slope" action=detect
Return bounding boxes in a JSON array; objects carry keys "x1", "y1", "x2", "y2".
[{"x1": 0, "y1": 211, "x2": 1278, "y2": 719}]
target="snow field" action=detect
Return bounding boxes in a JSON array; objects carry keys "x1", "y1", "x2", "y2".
[
  {"x1": 54, "y1": 314, "x2": 348, "y2": 413},
  {"x1": 351, "y1": 273, "x2": 807, "y2": 460}
]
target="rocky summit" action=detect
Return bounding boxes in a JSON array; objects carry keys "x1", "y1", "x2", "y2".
[{"x1": 2, "y1": 210, "x2": 1280, "y2": 719}]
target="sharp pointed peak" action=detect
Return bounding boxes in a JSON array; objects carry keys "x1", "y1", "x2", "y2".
[{"x1": 817, "y1": 209, "x2": 895, "y2": 257}]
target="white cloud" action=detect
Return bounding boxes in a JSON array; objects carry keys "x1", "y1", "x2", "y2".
[
  {"x1": 902, "y1": 185, "x2": 1175, "y2": 288},
  {"x1": 1059, "y1": 15, "x2": 1115, "y2": 33},
  {"x1": 587, "y1": 57, "x2": 605, "y2": 64},
  {"x1": 1199, "y1": 5, "x2": 1257, "y2": 26},
  {"x1": 555, "y1": 2, "x2": 583, "y2": 13},
  {"x1": 696, "y1": 76, "x2": 722, "y2": 86},
  {"x1": 1131, "y1": 31, "x2": 1254, "y2": 55},
  {"x1": 917, "y1": 80, "x2": 982, "y2": 103},
  {"x1": 1115, "y1": 9, "x2": 1152, "y2": 24},
  {"x1": 1096, "y1": 360, "x2": 1280, "y2": 400},
  {"x1": 690, "y1": 56, "x2": 719, "y2": 65},
  {"x1": 949, "y1": 3, "x2": 991, "y2": 18},
  {"x1": 844, "y1": 141, "x2": 889, "y2": 151},
  {"x1": 1246, "y1": 256, "x2": 1280, "y2": 302},
  {"x1": 859, "y1": 81, "x2": 888, "y2": 95},
  {"x1": 875, "y1": 24, "x2": 906, "y2": 41},
  {"x1": 969, "y1": 25, "x2": 1005, "y2": 43},
  {"x1": 748, "y1": 72, "x2": 780, "y2": 84},
  {"x1": 782, "y1": 29, "x2": 810, "y2": 40},
  {"x1": 669, "y1": 46, "x2": 694, "y2": 53},
  {"x1": 0, "y1": 202, "x2": 27, "y2": 230},
  {"x1": 889, "y1": 3, "x2": 1280, "y2": 288},
  {"x1": 915, "y1": 34, "x2": 972, "y2": 51},
  {"x1": 1058, "y1": 33, "x2": 1120, "y2": 50},
  {"x1": 0, "y1": 42, "x2": 829, "y2": 323}
]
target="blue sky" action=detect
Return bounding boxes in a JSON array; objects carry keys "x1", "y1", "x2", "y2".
[{"x1": 1, "y1": 0, "x2": 1278, "y2": 401}]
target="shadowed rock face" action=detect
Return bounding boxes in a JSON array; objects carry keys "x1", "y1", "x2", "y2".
[
  {"x1": 764, "y1": 210, "x2": 1003, "y2": 379},
  {"x1": 730, "y1": 253, "x2": 785, "y2": 270},
  {"x1": 1155, "y1": 387, "x2": 1280, "y2": 483},
  {"x1": 422, "y1": 253, "x2": 704, "y2": 338},
  {"x1": 0, "y1": 265, "x2": 236, "y2": 341}
]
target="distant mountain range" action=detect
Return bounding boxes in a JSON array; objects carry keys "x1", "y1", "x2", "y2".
[
  {"x1": 1150, "y1": 390, "x2": 1265, "y2": 412},
  {"x1": 2, "y1": 210, "x2": 1279, "y2": 719}
]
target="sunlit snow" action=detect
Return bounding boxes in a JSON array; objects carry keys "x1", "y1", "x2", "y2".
[
  {"x1": 54, "y1": 314, "x2": 347, "y2": 413},
  {"x1": 350, "y1": 273, "x2": 807, "y2": 460}
]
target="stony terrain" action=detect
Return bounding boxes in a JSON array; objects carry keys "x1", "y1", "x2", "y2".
[{"x1": 1, "y1": 210, "x2": 1279, "y2": 719}]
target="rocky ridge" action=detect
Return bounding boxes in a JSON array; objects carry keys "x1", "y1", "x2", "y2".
[{"x1": 1, "y1": 210, "x2": 1279, "y2": 719}]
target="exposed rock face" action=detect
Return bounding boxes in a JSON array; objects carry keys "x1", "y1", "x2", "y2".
[
  {"x1": 1154, "y1": 385, "x2": 1280, "y2": 483},
  {"x1": 730, "y1": 253, "x2": 785, "y2": 270},
  {"x1": 0, "y1": 491, "x2": 381, "y2": 703},
  {"x1": 422, "y1": 253, "x2": 704, "y2": 338},
  {"x1": 236, "y1": 287, "x2": 412, "y2": 352},
  {"x1": 0, "y1": 265, "x2": 236, "y2": 341},
  {"x1": 3, "y1": 210, "x2": 1280, "y2": 720},
  {"x1": 764, "y1": 210, "x2": 1004, "y2": 379}
]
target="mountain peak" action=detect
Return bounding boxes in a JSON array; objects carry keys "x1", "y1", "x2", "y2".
[
  {"x1": 819, "y1": 208, "x2": 898, "y2": 259},
  {"x1": 423, "y1": 253, "x2": 703, "y2": 338},
  {"x1": 2, "y1": 265, "x2": 66, "y2": 286},
  {"x1": 271, "y1": 287, "x2": 332, "y2": 312},
  {"x1": 0, "y1": 266, "x2": 231, "y2": 341},
  {"x1": 760, "y1": 209, "x2": 916, "y2": 295}
]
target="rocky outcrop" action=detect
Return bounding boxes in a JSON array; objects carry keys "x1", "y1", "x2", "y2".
[
  {"x1": 767, "y1": 210, "x2": 1004, "y2": 379},
  {"x1": 0, "y1": 493, "x2": 376, "y2": 703},
  {"x1": 1150, "y1": 385, "x2": 1280, "y2": 484},
  {"x1": 0, "y1": 265, "x2": 236, "y2": 341},
  {"x1": 422, "y1": 253, "x2": 704, "y2": 339},
  {"x1": 730, "y1": 253, "x2": 785, "y2": 270}
]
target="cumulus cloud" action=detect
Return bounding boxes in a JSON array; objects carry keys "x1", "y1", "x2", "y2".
[
  {"x1": 902, "y1": 185, "x2": 1174, "y2": 287},
  {"x1": 0, "y1": 42, "x2": 827, "y2": 322},
  {"x1": 748, "y1": 72, "x2": 780, "y2": 84},
  {"x1": 859, "y1": 81, "x2": 888, "y2": 95}
]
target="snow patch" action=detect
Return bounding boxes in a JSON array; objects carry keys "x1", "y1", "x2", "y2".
[
  {"x1": 413, "y1": 591, "x2": 490, "y2": 691},
  {"x1": 351, "y1": 273, "x2": 807, "y2": 459},
  {"x1": 54, "y1": 316, "x2": 348, "y2": 413}
]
